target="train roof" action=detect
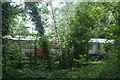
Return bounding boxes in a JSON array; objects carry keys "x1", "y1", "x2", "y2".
[
  {"x1": 3, "y1": 35, "x2": 114, "y2": 43},
  {"x1": 89, "y1": 38, "x2": 114, "y2": 43},
  {"x1": 3, "y1": 35, "x2": 39, "y2": 40}
]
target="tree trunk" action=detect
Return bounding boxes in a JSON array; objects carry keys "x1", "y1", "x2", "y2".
[
  {"x1": 34, "y1": 38, "x2": 37, "y2": 64},
  {"x1": 49, "y1": 2, "x2": 60, "y2": 42},
  {"x1": 65, "y1": 2, "x2": 70, "y2": 68},
  {"x1": 17, "y1": 35, "x2": 22, "y2": 68},
  {"x1": 42, "y1": 39, "x2": 52, "y2": 70},
  {"x1": 49, "y1": 2, "x2": 63, "y2": 68},
  {"x1": 64, "y1": 2, "x2": 74, "y2": 68}
]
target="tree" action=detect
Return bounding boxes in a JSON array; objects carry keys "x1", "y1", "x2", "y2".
[
  {"x1": 2, "y1": 2, "x2": 24, "y2": 36},
  {"x1": 49, "y1": 2, "x2": 60, "y2": 42},
  {"x1": 25, "y1": 2, "x2": 44, "y2": 35},
  {"x1": 68, "y1": 3, "x2": 95, "y2": 67},
  {"x1": 11, "y1": 18, "x2": 29, "y2": 36},
  {"x1": 59, "y1": 2, "x2": 72, "y2": 69},
  {"x1": 2, "y1": 2, "x2": 26, "y2": 71},
  {"x1": 25, "y1": 2, "x2": 52, "y2": 69}
]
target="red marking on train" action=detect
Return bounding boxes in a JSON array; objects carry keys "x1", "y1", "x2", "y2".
[{"x1": 36, "y1": 49, "x2": 44, "y2": 56}]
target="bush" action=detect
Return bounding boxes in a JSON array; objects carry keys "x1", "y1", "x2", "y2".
[{"x1": 96, "y1": 52, "x2": 119, "y2": 78}]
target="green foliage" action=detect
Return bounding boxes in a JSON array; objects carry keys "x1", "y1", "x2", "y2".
[
  {"x1": 42, "y1": 37, "x2": 52, "y2": 69},
  {"x1": 2, "y1": 2, "x2": 120, "y2": 79},
  {"x1": 2, "y1": 2, "x2": 17, "y2": 36},
  {"x1": 3, "y1": 41, "x2": 27, "y2": 62},
  {"x1": 97, "y1": 52, "x2": 119, "y2": 78},
  {"x1": 11, "y1": 16, "x2": 29, "y2": 36},
  {"x1": 25, "y1": 2, "x2": 44, "y2": 35},
  {"x1": 73, "y1": 55, "x2": 87, "y2": 65},
  {"x1": 69, "y1": 3, "x2": 95, "y2": 59}
]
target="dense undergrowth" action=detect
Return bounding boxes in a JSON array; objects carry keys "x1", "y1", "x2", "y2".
[{"x1": 3, "y1": 52, "x2": 119, "y2": 79}]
